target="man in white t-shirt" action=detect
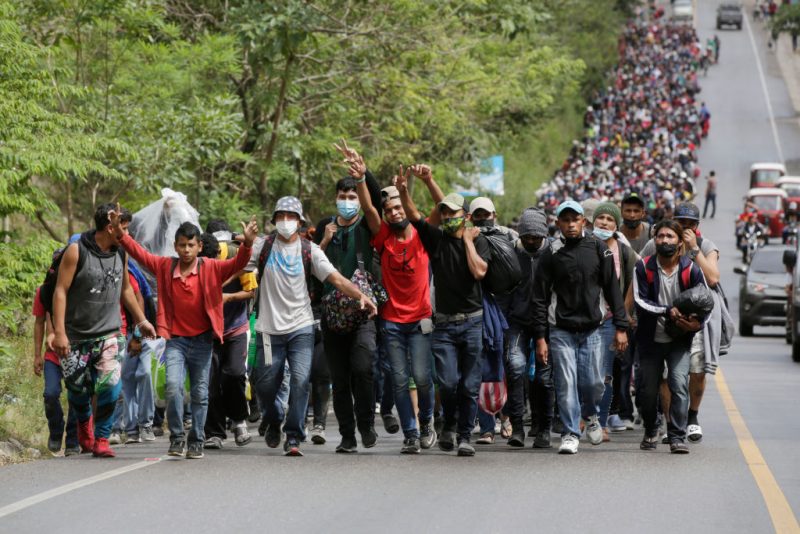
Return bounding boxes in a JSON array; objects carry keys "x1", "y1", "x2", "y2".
[{"x1": 247, "y1": 196, "x2": 377, "y2": 456}]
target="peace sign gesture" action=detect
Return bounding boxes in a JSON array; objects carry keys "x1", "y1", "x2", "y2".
[
  {"x1": 393, "y1": 164, "x2": 412, "y2": 192},
  {"x1": 333, "y1": 138, "x2": 365, "y2": 180}
]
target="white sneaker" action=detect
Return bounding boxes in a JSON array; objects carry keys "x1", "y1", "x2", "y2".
[
  {"x1": 687, "y1": 424, "x2": 703, "y2": 443},
  {"x1": 108, "y1": 432, "x2": 122, "y2": 445},
  {"x1": 607, "y1": 414, "x2": 627, "y2": 433},
  {"x1": 585, "y1": 415, "x2": 603, "y2": 445},
  {"x1": 559, "y1": 435, "x2": 579, "y2": 454},
  {"x1": 622, "y1": 418, "x2": 635, "y2": 430}
]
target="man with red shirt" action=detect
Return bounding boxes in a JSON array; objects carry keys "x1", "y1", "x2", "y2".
[
  {"x1": 351, "y1": 150, "x2": 443, "y2": 454},
  {"x1": 110, "y1": 207, "x2": 257, "y2": 459}
]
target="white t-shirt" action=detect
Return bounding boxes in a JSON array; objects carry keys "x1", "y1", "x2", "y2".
[{"x1": 247, "y1": 236, "x2": 337, "y2": 335}]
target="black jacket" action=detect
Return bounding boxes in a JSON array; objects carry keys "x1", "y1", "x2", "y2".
[
  {"x1": 507, "y1": 240, "x2": 550, "y2": 331},
  {"x1": 531, "y1": 236, "x2": 628, "y2": 340}
]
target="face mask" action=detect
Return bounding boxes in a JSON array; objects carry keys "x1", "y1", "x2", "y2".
[
  {"x1": 441, "y1": 216, "x2": 465, "y2": 234},
  {"x1": 656, "y1": 243, "x2": 678, "y2": 257},
  {"x1": 276, "y1": 220, "x2": 298, "y2": 239},
  {"x1": 388, "y1": 219, "x2": 410, "y2": 232},
  {"x1": 523, "y1": 240, "x2": 543, "y2": 255},
  {"x1": 473, "y1": 219, "x2": 495, "y2": 228},
  {"x1": 336, "y1": 199, "x2": 360, "y2": 220},
  {"x1": 623, "y1": 218, "x2": 641, "y2": 229},
  {"x1": 593, "y1": 228, "x2": 614, "y2": 241}
]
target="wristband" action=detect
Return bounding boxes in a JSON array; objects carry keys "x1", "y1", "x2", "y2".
[
  {"x1": 355, "y1": 175, "x2": 366, "y2": 184},
  {"x1": 136, "y1": 320, "x2": 149, "y2": 327}
]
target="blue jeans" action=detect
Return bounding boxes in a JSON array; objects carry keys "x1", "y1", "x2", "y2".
[
  {"x1": 639, "y1": 341, "x2": 691, "y2": 442},
  {"x1": 549, "y1": 326, "x2": 604, "y2": 437},
  {"x1": 432, "y1": 315, "x2": 483, "y2": 442},
  {"x1": 164, "y1": 331, "x2": 213, "y2": 444},
  {"x1": 505, "y1": 326, "x2": 531, "y2": 423},
  {"x1": 43, "y1": 360, "x2": 78, "y2": 448},
  {"x1": 380, "y1": 319, "x2": 434, "y2": 439},
  {"x1": 598, "y1": 320, "x2": 617, "y2": 428},
  {"x1": 118, "y1": 337, "x2": 155, "y2": 434},
  {"x1": 253, "y1": 326, "x2": 314, "y2": 440}
]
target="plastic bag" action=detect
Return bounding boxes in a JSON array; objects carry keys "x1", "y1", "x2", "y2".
[
  {"x1": 665, "y1": 285, "x2": 715, "y2": 340},
  {"x1": 479, "y1": 380, "x2": 507, "y2": 415},
  {"x1": 129, "y1": 188, "x2": 200, "y2": 258},
  {"x1": 481, "y1": 229, "x2": 522, "y2": 295}
]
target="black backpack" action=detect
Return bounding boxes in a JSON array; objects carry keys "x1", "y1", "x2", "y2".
[
  {"x1": 481, "y1": 228, "x2": 523, "y2": 295},
  {"x1": 39, "y1": 244, "x2": 86, "y2": 315}
]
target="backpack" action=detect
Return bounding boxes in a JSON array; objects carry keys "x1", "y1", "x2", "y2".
[
  {"x1": 481, "y1": 229, "x2": 522, "y2": 295},
  {"x1": 254, "y1": 233, "x2": 315, "y2": 318},
  {"x1": 39, "y1": 244, "x2": 87, "y2": 315},
  {"x1": 643, "y1": 255, "x2": 693, "y2": 290},
  {"x1": 320, "y1": 251, "x2": 388, "y2": 334}
]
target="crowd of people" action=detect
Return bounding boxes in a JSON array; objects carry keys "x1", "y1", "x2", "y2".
[{"x1": 31, "y1": 14, "x2": 731, "y2": 460}]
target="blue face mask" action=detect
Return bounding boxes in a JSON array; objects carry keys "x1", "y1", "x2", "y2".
[
  {"x1": 336, "y1": 199, "x2": 360, "y2": 219},
  {"x1": 593, "y1": 228, "x2": 614, "y2": 241}
]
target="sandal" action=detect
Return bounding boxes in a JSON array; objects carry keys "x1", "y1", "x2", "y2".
[{"x1": 500, "y1": 418, "x2": 513, "y2": 439}]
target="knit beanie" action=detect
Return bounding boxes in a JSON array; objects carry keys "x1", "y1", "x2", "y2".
[
  {"x1": 593, "y1": 201, "x2": 622, "y2": 229},
  {"x1": 517, "y1": 208, "x2": 548, "y2": 237}
]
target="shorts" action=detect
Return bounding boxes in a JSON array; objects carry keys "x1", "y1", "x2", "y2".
[{"x1": 661, "y1": 332, "x2": 705, "y2": 379}]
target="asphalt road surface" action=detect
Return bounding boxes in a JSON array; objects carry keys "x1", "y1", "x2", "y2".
[{"x1": 1, "y1": 2, "x2": 799, "y2": 533}]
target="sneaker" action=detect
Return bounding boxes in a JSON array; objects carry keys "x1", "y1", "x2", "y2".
[
  {"x1": 687, "y1": 424, "x2": 703, "y2": 443},
  {"x1": 152, "y1": 425, "x2": 164, "y2": 437},
  {"x1": 670, "y1": 441, "x2": 690, "y2": 454},
  {"x1": 125, "y1": 433, "x2": 142, "y2": 444},
  {"x1": 183, "y1": 419, "x2": 192, "y2": 430},
  {"x1": 401, "y1": 437, "x2": 421, "y2": 454},
  {"x1": 622, "y1": 418, "x2": 635, "y2": 430},
  {"x1": 204, "y1": 436, "x2": 224, "y2": 449},
  {"x1": 507, "y1": 430, "x2": 525, "y2": 448},
  {"x1": 47, "y1": 438, "x2": 62, "y2": 454},
  {"x1": 265, "y1": 425, "x2": 282, "y2": 449},
  {"x1": 558, "y1": 435, "x2": 579, "y2": 454},
  {"x1": 584, "y1": 415, "x2": 602, "y2": 445},
  {"x1": 335, "y1": 435, "x2": 358, "y2": 454},
  {"x1": 533, "y1": 430, "x2": 552, "y2": 449},
  {"x1": 92, "y1": 438, "x2": 116, "y2": 458},
  {"x1": 168, "y1": 439, "x2": 186, "y2": 457},
  {"x1": 233, "y1": 422, "x2": 252, "y2": 447},
  {"x1": 283, "y1": 438, "x2": 303, "y2": 456},
  {"x1": 360, "y1": 427, "x2": 378, "y2": 448},
  {"x1": 108, "y1": 432, "x2": 122, "y2": 445},
  {"x1": 457, "y1": 441, "x2": 476, "y2": 457},
  {"x1": 433, "y1": 415, "x2": 445, "y2": 436},
  {"x1": 310, "y1": 424, "x2": 326, "y2": 445},
  {"x1": 419, "y1": 422, "x2": 437, "y2": 450},
  {"x1": 607, "y1": 414, "x2": 627, "y2": 433},
  {"x1": 382, "y1": 414, "x2": 400, "y2": 434},
  {"x1": 64, "y1": 445, "x2": 81, "y2": 457},
  {"x1": 662, "y1": 435, "x2": 671, "y2": 445},
  {"x1": 438, "y1": 431, "x2": 456, "y2": 452},
  {"x1": 186, "y1": 442, "x2": 204, "y2": 459},
  {"x1": 141, "y1": 426, "x2": 156, "y2": 442},
  {"x1": 78, "y1": 415, "x2": 95, "y2": 453},
  {"x1": 476, "y1": 432, "x2": 494, "y2": 445},
  {"x1": 640, "y1": 435, "x2": 658, "y2": 451}
]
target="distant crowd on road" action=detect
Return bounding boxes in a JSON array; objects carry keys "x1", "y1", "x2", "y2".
[{"x1": 31, "y1": 11, "x2": 732, "y2": 461}]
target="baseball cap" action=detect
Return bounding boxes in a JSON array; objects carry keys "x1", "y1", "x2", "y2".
[
  {"x1": 674, "y1": 202, "x2": 700, "y2": 221},
  {"x1": 469, "y1": 197, "x2": 496, "y2": 215},
  {"x1": 380, "y1": 185, "x2": 400, "y2": 206},
  {"x1": 555, "y1": 199, "x2": 584, "y2": 217},
  {"x1": 439, "y1": 192, "x2": 466, "y2": 212},
  {"x1": 272, "y1": 196, "x2": 306, "y2": 223},
  {"x1": 621, "y1": 193, "x2": 646, "y2": 207}
]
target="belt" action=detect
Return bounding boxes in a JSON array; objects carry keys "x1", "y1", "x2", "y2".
[{"x1": 434, "y1": 310, "x2": 483, "y2": 325}]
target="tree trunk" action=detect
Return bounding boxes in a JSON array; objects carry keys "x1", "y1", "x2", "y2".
[{"x1": 66, "y1": 177, "x2": 74, "y2": 237}]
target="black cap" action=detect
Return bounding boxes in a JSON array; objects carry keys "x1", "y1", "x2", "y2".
[
  {"x1": 674, "y1": 202, "x2": 700, "y2": 221},
  {"x1": 621, "y1": 193, "x2": 645, "y2": 207}
]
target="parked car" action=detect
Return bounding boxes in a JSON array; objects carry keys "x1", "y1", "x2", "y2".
[
  {"x1": 782, "y1": 247, "x2": 800, "y2": 361},
  {"x1": 673, "y1": 0, "x2": 693, "y2": 22},
  {"x1": 717, "y1": 3, "x2": 743, "y2": 30},
  {"x1": 777, "y1": 176, "x2": 800, "y2": 207},
  {"x1": 745, "y1": 187, "x2": 787, "y2": 239},
  {"x1": 750, "y1": 162, "x2": 786, "y2": 188},
  {"x1": 735, "y1": 245, "x2": 790, "y2": 337}
]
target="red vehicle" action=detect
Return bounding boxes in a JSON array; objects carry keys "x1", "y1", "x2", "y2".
[
  {"x1": 778, "y1": 176, "x2": 800, "y2": 208},
  {"x1": 749, "y1": 162, "x2": 786, "y2": 188},
  {"x1": 745, "y1": 187, "x2": 787, "y2": 238}
]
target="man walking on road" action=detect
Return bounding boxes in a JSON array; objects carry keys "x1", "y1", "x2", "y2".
[
  {"x1": 531, "y1": 200, "x2": 629, "y2": 455},
  {"x1": 703, "y1": 170, "x2": 717, "y2": 219}
]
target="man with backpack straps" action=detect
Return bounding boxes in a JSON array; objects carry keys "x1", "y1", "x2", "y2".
[
  {"x1": 52, "y1": 204, "x2": 156, "y2": 458},
  {"x1": 531, "y1": 200, "x2": 629, "y2": 455},
  {"x1": 247, "y1": 196, "x2": 377, "y2": 456},
  {"x1": 634, "y1": 219, "x2": 705, "y2": 454},
  {"x1": 639, "y1": 202, "x2": 720, "y2": 444}
]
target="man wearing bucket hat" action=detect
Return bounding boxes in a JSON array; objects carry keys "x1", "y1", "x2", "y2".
[
  {"x1": 396, "y1": 171, "x2": 491, "y2": 457},
  {"x1": 247, "y1": 196, "x2": 377, "y2": 456},
  {"x1": 531, "y1": 199, "x2": 629, "y2": 455}
]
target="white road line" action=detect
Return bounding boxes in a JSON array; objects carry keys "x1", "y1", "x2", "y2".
[
  {"x1": 744, "y1": 10, "x2": 786, "y2": 163},
  {"x1": 0, "y1": 457, "x2": 162, "y2": 519}
]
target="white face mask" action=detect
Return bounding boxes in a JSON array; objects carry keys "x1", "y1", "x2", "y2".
[{"x1": 276, "y1": 220, "x2": 298, "y2": 239}]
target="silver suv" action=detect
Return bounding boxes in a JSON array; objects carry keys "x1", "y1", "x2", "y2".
[{"x1": 717, "y1": 3, "x2": 743, "y2": 30}]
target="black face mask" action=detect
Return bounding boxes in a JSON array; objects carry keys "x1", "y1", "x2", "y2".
[
  {"x1": 563, "y1": 236, "x2": 582, "y2": 246},
  {"x1": 656, "y1": 243, "x2": 678, "y2": 257},
  {"x1": 388, "y1": 219, "x2": 410, "y2": 232},
  {"x1": 623, "y1": 218, "x2": 642, "y2": 229},
  {"x1": 473, "y1": 219, "x2": 495, "y2": 228}
]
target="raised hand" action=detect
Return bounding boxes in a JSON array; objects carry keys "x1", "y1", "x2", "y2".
[
  {"x1": 393, "y1": 164, "x2": 412, "y2": 192},
  {"x1": 107, "y1": 202, "x2": 124, "y2": 239},
  {"x1": 333, "y1": 138, "x2": 360, "y2": 164},
  {"x1": 241, "y1": 216, "x2": 259, "y2": 247},
  {"x1": 410, "y1": 164, "x2": 433, "y2": 182},
  {"x1": 348, "y1": 155, "x2": 366, "y2": 180}
]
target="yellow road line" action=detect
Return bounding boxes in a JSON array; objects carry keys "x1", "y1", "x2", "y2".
[{"x1": 716, "y1": 369, "x2": 800, "y2": 533}]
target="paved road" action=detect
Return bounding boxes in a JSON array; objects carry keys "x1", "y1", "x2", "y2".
[{"x1": 2, "y1": 2, "x2": 800, "y2": 533}]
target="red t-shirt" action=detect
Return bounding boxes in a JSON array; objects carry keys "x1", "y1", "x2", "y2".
[
  {"x1": 371, "y1": 221, "x2": 432, "y2": 323},
  {"x1": 170, "y1": 259, "x2": 212, "y2": 337},
  {"x1": 32, "y1": 287, "x2": 59, "y2": 366}
]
